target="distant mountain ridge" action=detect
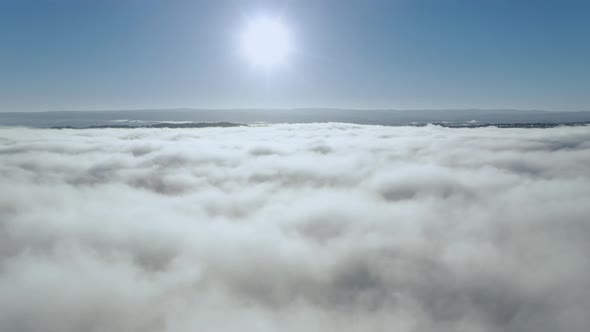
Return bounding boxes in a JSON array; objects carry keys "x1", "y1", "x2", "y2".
[
  {"x1": 51, "y1": 122, "x2": 244, "y2": 129},
  {"x1": 1, "y1": 109, "x2": 590, "y2": 128}
]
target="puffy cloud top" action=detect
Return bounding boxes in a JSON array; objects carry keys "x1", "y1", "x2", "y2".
[{"x1": 1, "y1": 124, "x2": 590, "y2": 332}]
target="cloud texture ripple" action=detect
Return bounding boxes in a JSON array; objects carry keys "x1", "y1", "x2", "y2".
[{"x1": 1, "y1": 124, "x2": 590, "y2": 332}]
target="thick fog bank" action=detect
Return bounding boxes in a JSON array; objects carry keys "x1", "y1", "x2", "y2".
[{"x1": 1, "y1": 124, "x2": 589, "y2": 332}]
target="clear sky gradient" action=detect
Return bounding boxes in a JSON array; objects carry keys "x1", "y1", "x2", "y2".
[{"x1": 1, "y1": 0, "x2": 589, "y2": 112}]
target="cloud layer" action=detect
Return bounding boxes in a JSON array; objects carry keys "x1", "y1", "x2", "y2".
[{"x1": 1, "y1": 124, "x2": 590, "y2": 332}]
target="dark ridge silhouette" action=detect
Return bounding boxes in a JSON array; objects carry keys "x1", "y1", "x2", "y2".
[
  {"x1": 2, "y1": 109, "x2": 590, "y2": 128},
  {"x1": 51, "y1": 122, "x2": 245, "y2": 130},
  {"x1": 431, "y1": 122, "x2": 590, "y2": 128}
]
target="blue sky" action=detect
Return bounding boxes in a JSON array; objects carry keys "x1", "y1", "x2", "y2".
[{"x1": 1, "y1": 0, "x2": 589, "y2": 112}]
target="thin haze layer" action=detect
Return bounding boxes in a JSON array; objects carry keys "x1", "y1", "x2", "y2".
[{"x1": 1, "y1": 124, "x2": 590, "y2": 331}]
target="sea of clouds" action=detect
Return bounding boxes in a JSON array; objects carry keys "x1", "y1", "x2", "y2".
[{"x1": 1, "y1": 123, "x2": 590, "y2": 332}]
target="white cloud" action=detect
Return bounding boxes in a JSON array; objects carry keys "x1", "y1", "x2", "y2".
[{"x1": 1, "y1": 124, "x2": 590, "y2": 331}]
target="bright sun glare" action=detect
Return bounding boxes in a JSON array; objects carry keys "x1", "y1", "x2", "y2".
[{"x1": 240, "y1": 16, "x2": 292, "y2": 69}]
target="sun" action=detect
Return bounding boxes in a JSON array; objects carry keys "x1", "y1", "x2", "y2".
[{"x1": 240, "y1": 16, "x2": 292, "y2": 69}]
